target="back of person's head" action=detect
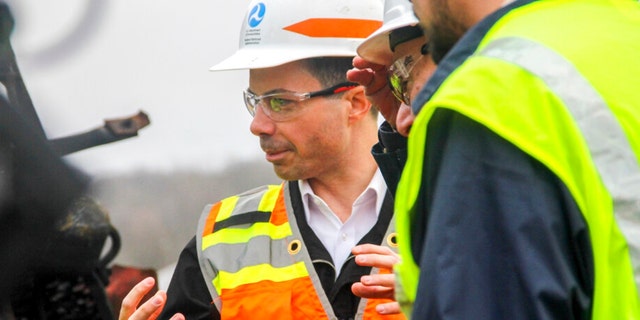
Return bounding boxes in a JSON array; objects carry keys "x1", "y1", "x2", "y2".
[{"x1": 210, "y1": 0, "x2": 384, "y2": 71}]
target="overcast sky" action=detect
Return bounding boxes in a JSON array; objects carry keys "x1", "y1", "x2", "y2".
[{"x1": 6, "y1": 0, "x2": 262, "y2": 176}]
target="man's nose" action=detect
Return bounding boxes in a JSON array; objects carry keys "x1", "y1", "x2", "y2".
[{"x1": 249, "y1": 104, "x2": 276, "y2": 136}]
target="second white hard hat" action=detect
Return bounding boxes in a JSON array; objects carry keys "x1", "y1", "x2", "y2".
[
  {"x1": 210, "y1": 0, "x2": 384, "y2": 71},
  {"x1": 357, "y1": 0, "x2": 421, "y2": 65}
]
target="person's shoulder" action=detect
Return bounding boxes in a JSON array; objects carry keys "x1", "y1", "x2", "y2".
[
  {"x1": 198, "y1": 183, "x2": 288, "y2": 231},
  {"x1": 204, "y1": 183, "x2": 286, "y2": 212}
]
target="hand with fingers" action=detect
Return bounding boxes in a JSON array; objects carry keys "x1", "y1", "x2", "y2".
[
  {"x1": 119, "y1": 277, "x2": 185, "y2": 320},
  {"x1": 351, "y1": 244, "x2": 401, "y2": 315},
  {"x1": 347, "y1": 56, "x2": 402, "y2": 129}
]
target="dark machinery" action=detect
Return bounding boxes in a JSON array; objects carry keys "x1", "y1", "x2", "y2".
[{"x1": 1, "y1": 3, "x2": 150, "y2": 319}]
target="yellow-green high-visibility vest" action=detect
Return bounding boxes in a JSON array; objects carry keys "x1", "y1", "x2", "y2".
[{"x1": 395, "y1": 0, "x2": 640, "y2": 318}]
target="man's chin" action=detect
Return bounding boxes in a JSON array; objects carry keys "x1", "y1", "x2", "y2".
[
  {"x1": 422, "y1": 12, "x2": 466, "y2": 64},
  {"x1": 273, "y1": 164, "x2": 309, "y2": 182},
  {"x1": 272, "y1": 165, "x2": 293, "y2": 181}
]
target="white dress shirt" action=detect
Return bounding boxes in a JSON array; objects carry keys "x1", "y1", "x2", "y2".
[{"x1": 299, "y1": 169, "x2": 387, "y2": 277}]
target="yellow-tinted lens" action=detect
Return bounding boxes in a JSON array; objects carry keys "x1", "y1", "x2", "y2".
[
  {"x1": 388, "y1": 73, "x2": 407, "y2": 105},
  {"x1": 268, "y1": 97, "x2": 285, "y2": 112},
  {"x1": 388, "y1": 53, "x2": 422, "y2": 105}
]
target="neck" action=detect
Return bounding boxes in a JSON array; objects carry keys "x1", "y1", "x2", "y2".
[
  {"x1": 307, "y1": 160, "x2": 377, "y2": 223},
  {"x1": 306, "y1": 119, "x2": 379, "y2": 222}
]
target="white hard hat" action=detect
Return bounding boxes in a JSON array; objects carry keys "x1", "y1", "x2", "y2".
[
  {"x1": 210, "y1": 0, "x2": 383, "y2": 71},
  {"x1": 357, "y1": 0, "x2": 421, "y2": 65}
]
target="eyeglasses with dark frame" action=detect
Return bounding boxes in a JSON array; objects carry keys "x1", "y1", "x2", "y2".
[
  {"x1": 388, "y1": 43, "x2": 429, "y2": 106},
  {"x1": 243, "y1": 82, "x2": 359, "y2": 121}
]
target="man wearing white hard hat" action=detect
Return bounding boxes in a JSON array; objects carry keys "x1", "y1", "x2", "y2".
[
  {"x1": 348, "y1": 0, "x2": 436, "y2": 197},
  {"x1": 118, "y1": 1, "x2": 409, "y2": 319},
  {"x1": 346, "y1": 0, "x2": 436, "y2": 316}
]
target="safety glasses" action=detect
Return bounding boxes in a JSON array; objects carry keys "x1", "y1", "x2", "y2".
[
  {"x1": 388, "y1": 43, "x2": 428, "y2": 106},
  {"x1": 243, "y1": 82, "x2": 359, "y2": 122}
]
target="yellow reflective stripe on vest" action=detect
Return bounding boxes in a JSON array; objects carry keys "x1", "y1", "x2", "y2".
[
  {"x1": 215, "y1": 195, "x2": 239, "y2": 222},
  {"x1": 213, "y1": 261, "x2": 309, "y2": 295},
  {"x1": 202, "y1": 222, "x2": 293, "y2": 248},
  {"x1": 258, "y1": 184, "x2": 281, "y2": 212},
  {"x1": 479, "y1": 36, "x2": 640, "y2": 307}
]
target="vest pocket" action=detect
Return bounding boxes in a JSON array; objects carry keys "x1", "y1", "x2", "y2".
[
  {"x1": 219, "y1": 276, "x2": 330, "y2": 319},
  {"x1": 220, "y1": 283, "x2": 294, "y2": 320}
]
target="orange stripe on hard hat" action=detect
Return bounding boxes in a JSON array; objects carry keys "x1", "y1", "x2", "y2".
[{"x1": 283, "y1": 18, "x2": 382, "y2": 38}]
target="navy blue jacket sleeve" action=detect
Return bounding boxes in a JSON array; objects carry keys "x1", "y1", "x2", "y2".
[
  {"x1": 410, "y1": 110, "x2": 594, "y2": 319},
  {"x1": 160, "y1": 236, "x2": 220, "y2": 320},
  {"x1": 372, "y1": 121, "x2": 407, "y2": 196}
]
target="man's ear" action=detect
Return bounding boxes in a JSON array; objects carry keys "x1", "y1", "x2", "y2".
[{"x1": 343, "y1": 86, "x2": 372, "y2": 122}]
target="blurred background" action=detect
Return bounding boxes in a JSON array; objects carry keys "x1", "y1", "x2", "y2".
[{"x1": 5, "y1": 0, "x2": 280, "y2": 287}]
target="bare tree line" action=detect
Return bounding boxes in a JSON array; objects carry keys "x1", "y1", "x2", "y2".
[{"x1": 87, "y1": 159, "x2": 280, "y2": 270}]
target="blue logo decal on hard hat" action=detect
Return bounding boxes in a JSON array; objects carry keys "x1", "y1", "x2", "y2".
[{"x1": 248, "y1": 3, "x2": 266, "y2": 28}]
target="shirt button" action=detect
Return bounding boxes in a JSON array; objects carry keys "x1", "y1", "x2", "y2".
[{"x1": 342, "y1": 233, "x2": 348, "y2": 241}]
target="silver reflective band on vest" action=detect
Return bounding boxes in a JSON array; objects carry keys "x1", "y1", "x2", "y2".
[
  {"x1": 204, "y1": 237, "x2": 296, "y2": 273},
  {"x1": 479, "y1": 36, "x2": 640, "y2": 294}
]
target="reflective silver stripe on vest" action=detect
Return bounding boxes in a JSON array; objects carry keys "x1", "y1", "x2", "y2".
[
  {"x1": 479, "y1": 36, "x2": 640, "y2": 292},
  {"x1": 202, "y1": 236, "x2": 296, "y2": 273}
]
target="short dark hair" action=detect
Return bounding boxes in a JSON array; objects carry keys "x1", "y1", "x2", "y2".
[
  {"x1": 300, "y1": 56, "x2": 354, "y2": 87},
  {"x1": 300, "y1": 57, "x2": 378, "y2": 117}
]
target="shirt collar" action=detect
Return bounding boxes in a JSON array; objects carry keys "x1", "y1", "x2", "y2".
[{"x1": 299, "y1": 169, "x2": 387, "y2": 222}]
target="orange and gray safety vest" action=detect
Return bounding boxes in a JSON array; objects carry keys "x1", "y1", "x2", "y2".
[{"x1": 197, "y1": 182, "x2": 405, "y2": 319}]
